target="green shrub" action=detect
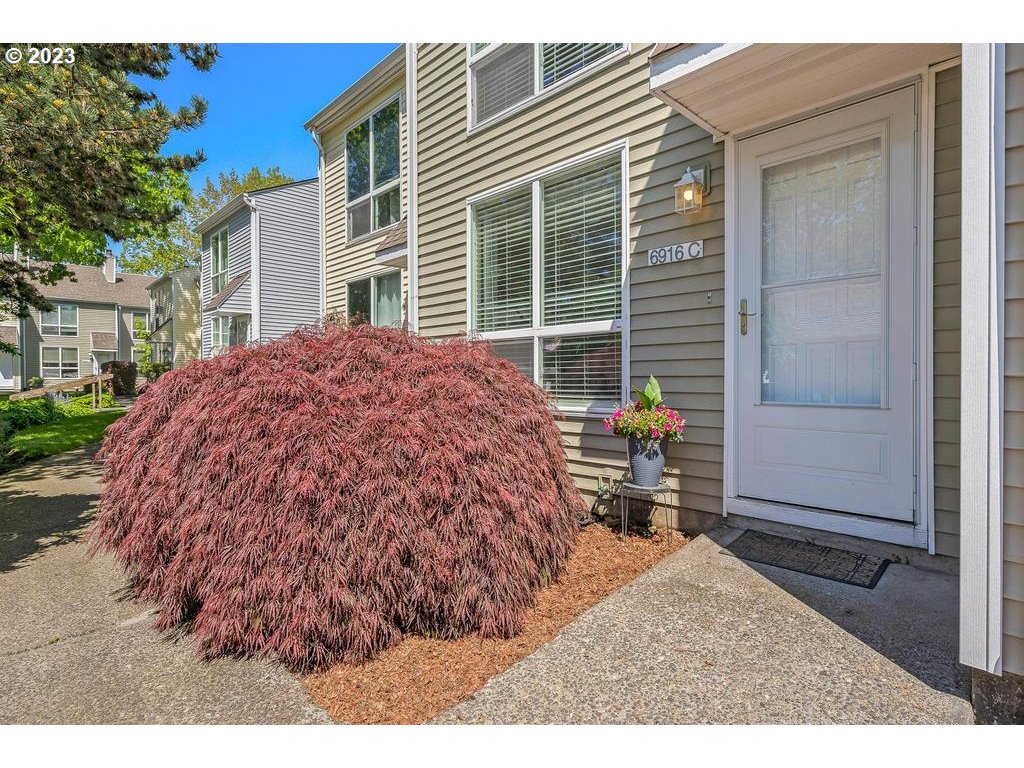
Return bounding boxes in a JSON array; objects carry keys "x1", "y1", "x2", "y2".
[
  {"x1": 26, "y1": 375, "x2": 43, "y2": 389},
  {"x1": 57, "y1": 393, "x2": 116, "y2": 417},
  {"x1": 101, "y1": 360, "x2": 138, "y2": 397},
  {"x1": 140, "y1": 360, "x2": 171, "y2": 383},
  {"x1": 0, "y1": 397, "x2": 60, "y2": 430}
]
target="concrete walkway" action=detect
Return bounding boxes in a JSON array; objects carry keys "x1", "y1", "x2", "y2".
[
  {"x1": 0, "y1": 446, "x2": 329, "y2": 724},
  {"x1": 438, "y1": 529, "x2": 974, "y2": 724}
]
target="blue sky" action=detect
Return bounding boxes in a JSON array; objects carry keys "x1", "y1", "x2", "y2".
[
  {"x1": 110, "y1": 43, "x2": 397, "y2": 254},
  {"x1": 155, "y1": 43, "x2": 398, "y2": 186}
]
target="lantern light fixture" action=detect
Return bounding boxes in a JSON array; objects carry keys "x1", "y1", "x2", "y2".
[{"x1": 674, "y1": 164, "x2": 709, "y2": 214}]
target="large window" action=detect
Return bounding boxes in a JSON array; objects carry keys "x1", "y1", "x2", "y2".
[
  {"x1": 41, "y1": 347, "x2": 78, "y2": 379},
  {"x1": 40, "y1": 303, "x2": 78, "y2": 336},
  {"x1": 470, "y1": 152, "x2": 624, "y2": 410},
  {"x1": 210, "y1": 228, "x2": 229, "y2": 294},
  {"x1": 346, "y1": 98, "x2": 401, "y2": 240},
  {"x1": 346, "y1": 271, "x2": 402, "y2": 327},
  {"x1": 469, "y1": 44, "x2": 623, "y2": 127}
]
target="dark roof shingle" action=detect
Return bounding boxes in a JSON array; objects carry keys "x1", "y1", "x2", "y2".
[
  {"x1": 28, "y1": 262, "x2": 152, "y2": 307},
  {"x1": 90, "y1": 331, "x2": 117, "y2": 351}
]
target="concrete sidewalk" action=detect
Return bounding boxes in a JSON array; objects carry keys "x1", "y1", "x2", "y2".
[
  {"x1": 0, "y1": 446, "x2": 329, "y2": 724},
  {"x1": 438, "y1": 529, "x2": 973, "y2": 724}
]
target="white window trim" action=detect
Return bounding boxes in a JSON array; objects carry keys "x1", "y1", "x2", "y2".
[
  {"x1": 344, "y1": 92, "x2": 403, "y2": 244},
  {"x1": 210, "y1": 226, "x2": 229, "y2": 295},
  {"x1": 131, "y1": 311, "x2": 149, "y2": 340},
  {"x1": 464, "y1": 142, "x2": 630, "y2": 416},
  {"x1": 344, "y1": 269, "x2": 403, "y2": 327},
  {"x1": 39, "y1": 345, "x2": 78, "y2": 379},
  {"x1": 466, "y1": 44, "x2": 629, "y2": 135},
  {"x1": 39, "y1": 303, "x2": 78, "y2": 337}
]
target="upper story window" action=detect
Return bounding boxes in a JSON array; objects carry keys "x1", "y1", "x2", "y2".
[
  {"x1": 132, "y1": 311, "x2": 149, "y2": 340},
  {"x1": 40, "y1": 303, "x2": 78, "y2": 336},
  {"x1": 470, "y1": 151, "x2": 624, "y2": 411},
  {"x1": 346, "y1": 97, "x2": 401, "y2": 240},
  {"x1": 469, "y1": 44, "x2": 624, "y2": 128},
  {"x1": 210, "y1": 227, "x2": 229, "y2": 294}
]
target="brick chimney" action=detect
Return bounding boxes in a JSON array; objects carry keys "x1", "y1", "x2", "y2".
[{"x1": 103, "y1": 249, "x2": 117, "y2": 283}]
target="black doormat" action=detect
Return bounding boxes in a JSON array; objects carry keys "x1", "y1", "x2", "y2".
[{"x1": 726, "y1": 530, "x2": 890, "y2": 589}]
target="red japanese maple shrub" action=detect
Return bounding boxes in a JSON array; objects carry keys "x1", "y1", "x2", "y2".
[{"x1": 90, "y1": 323, "x2": 584, "y2": 671}]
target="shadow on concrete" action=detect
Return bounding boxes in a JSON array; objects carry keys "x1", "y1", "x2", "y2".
[
  {"x1": 714, "y1": 528, "x2": 969, "y2": 701},
  {"x1": 0, "y1": 445, "x2": 102, "y2": 573}
]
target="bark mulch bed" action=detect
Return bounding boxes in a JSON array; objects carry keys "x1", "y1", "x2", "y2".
[{"x1": 303, "y1": 522, "x2": 688, "y2": 724}]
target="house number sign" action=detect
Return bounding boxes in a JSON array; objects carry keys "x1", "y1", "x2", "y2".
[{"x1": 647, "y1": 239, "x2": 704, "y2": 267}]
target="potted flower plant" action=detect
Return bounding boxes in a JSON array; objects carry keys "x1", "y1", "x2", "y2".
[{"x1": 603, "y1": 375, "x2": 686, "y2": 487}]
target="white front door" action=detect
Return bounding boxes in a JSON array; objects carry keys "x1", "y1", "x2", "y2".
[{"x1": 735, "y1": 86, "x2": 918, "y2": 522}]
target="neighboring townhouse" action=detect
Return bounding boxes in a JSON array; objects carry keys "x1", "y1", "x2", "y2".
[
  {"x1": 146, "y1": 267, "x2": 201, "y2": 367},
  {"x1": 306, "y1": 44, "x2": 408, "y2": 327},
  {"x1": 313, "y1": 43, "x2": 1024, "y2": 719},
  {"x1": 2, "y1": 252, "x2": 151, "y2": 387},
  {"x1": 197, "y1": 179, "x2": 321, "y2": 357}
]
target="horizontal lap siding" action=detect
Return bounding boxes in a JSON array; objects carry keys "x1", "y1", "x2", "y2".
[
  {"x1": 934, "y1": 65, "x2": 962, "y2": 558},
  {"x1": 321, "y1": 74, "x2": 409, "y2": 321},
  {"x1": 1003, "y1": 43, "x2": 1024, "y2": 675},
  {"x1": 200, "y1": 207, "x2": 252, "y2": 358},
  {"x1": 415, "y1": 44, "x2": 725, "y2": 521},
  {"x1": 25, "y1": 302, "x2": 117, "y2": 380},
  {"x1": 255, "y1": 181, "x2": 322, "y2": 340},
  {"x1": 172, "y1": 270, "x2": 201, "y2": 366}
]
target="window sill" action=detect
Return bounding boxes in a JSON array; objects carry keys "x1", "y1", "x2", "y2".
[{"x1": 467, "y1": 46, "x2": 630, "y2": 137}]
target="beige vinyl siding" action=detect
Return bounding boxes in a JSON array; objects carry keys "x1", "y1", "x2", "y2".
[
  {"x1": 173, "y1": 270, "x2": 201, "y2": 366},
  {"x1": 1003, "y1": 43, "x2": 1024, "y2": 676},
  {"x1": 933, "y1": 65, "x2": 962, "y2": 557},
  {"x1": 22, "y1": 301, "x2": 118, "y2": 380},
  {"x1": 119, "y1": 305, "x2": 148, "y2": 362},
  {"x1": 415, "y1": 44, "x2": 725, "y2": 522},
  {"x1": 321, "y1": 74, "x2": 409, "y2": 321}
]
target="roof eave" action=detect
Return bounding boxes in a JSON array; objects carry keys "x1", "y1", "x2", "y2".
[{"x1": 305, "y1": 44, "x2": 406, "y2": 133}]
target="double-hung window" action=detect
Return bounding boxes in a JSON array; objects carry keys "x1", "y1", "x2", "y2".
[
  {"x1": 346, "y1": 97, "x2": 401, "y2": 240},
  {"x1": 346, "y1": 271, "x2": 402, "y2": 327},
  {"x1": 210, "y1": 228, "x2": 229, "y2": 294},
  {"x1": 132, "y1": 311, "x2": 149, "y2": 340},
  {"x1": 469, "y1": 44, "x2": 624, "y2": 127},
  {"x1": 40, "y1": 303, "x2": 78, "y2": 336},
  {"x1": 470, "y1": 151, "x2": 625, "y2": 411},
  {"x1": 41, "y1": 347, "x2": 78, "y2": 379}
]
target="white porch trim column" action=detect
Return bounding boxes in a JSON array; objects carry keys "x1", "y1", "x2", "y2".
[{"x1": 959, "y1": 43, "x2": 1006, "y2": 675}]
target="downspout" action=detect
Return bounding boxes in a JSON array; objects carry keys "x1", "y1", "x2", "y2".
[
  {"x1": 310, "y1": 129, "x2": 327, "y2": 319},
  {"x1": 243, "y1": 194, "x2": 261, "y2": 341},
  {"x1": 405, "y1": 42, "x2": 419, "y2": 333}
]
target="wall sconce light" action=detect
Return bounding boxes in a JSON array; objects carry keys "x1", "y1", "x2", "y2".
[{"x1": 675, "y1": 164, "x2": 709, "y2": 214}]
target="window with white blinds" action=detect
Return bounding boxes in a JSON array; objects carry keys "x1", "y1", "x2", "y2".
[
  {"x1": 470, "y1": 151, "x2": 625, "y2": 411},
  {"x1": 469, "y1": 43, "x2": 623, "y2": 128},
  {"x1": 473, "y1": 189, "x2": 532, "y2": 331},
  {"x1": 543, "y1": 156, "x2": 622, "y2": 325},
  {"x1": 541, "y1": 44, "x2": 621, "y2": 88}
]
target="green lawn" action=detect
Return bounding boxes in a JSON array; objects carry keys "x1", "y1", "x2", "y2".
[{"x1": 5, "y1": 408, "x2": 127, "y2": 463}]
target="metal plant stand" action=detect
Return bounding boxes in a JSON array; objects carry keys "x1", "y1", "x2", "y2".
[{"x1": 618, "y1": 482, "x2": 672, "y2": 541}]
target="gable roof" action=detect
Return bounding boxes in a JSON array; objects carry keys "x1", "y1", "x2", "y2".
[
  {"x1": 203, "y1": 270, "x2": 251, "y2": 312},
  {"x1": 29, "y1": 262, "x2": 153, "y2": 308}
]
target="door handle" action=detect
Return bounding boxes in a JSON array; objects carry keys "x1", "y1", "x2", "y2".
[{"x1": 739, "y1": 298, "x2": 758, "y2": 336}]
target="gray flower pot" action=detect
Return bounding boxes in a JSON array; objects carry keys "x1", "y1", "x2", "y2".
[{"x1": 627, "y1": 437, "x2": 667, "y2": 487}]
